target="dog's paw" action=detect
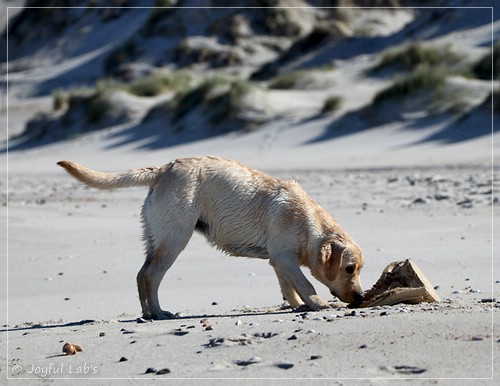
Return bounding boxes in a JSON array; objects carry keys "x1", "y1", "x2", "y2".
[
  {"x1": 143, "y1": 310, "x2": 176, "y2": 320},
  {"x1": 305, "y1": 295, "x2": 331, "y2": 311}
]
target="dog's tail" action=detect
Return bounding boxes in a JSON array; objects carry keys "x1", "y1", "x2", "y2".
[{"x1": 57, "y1": 160, "x2": 163, "y2": 190}]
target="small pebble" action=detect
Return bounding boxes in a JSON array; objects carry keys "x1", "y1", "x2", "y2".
[
  {"x1": 275, "y1": 363, "x2": 294, "y2": 370},
  {"x1": 235, "y1": 320, "x2": 242, "y2": 326},
  {"x1": 211, "y1": 301, "x2": 218, "y2": 306},
  {"x1": 309, "y1": 355, "x2": 322, "y2": 360},
  {"x1": 288, "y1": 334, "x2": 298, "y2": 340},
  {"x1": 156, "y1": 368, "x2": 171, "y2": 375},
  {"x1": 235, "y1": 356, "x2": 262, "y2": 366},
  {"x1": 119, "y1": 357, "x2": 128, "y2": 362},
  {"x1": 471, "y1": 336, "x2": 484, "y2": 341},
  {"x1": 359, "y1": 344, "x2": 368, "y2": 349},
  {"x1": 145, "y1": 367, "x2": 157, "y2": 374},
  {"x1": 99, "y1": 332, "x2": 105, "y2": 337}
]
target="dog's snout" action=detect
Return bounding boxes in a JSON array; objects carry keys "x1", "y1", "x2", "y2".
[
  {"x1": 347, "y1": 292, "x2": 364, "y2": 308},
  {"x1": 353, "y1": 292, "x2": 364, "y2": 304}
]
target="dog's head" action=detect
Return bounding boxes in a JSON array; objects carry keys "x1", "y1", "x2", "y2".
[{"x1": 317, "y1": 240, "x2": 364, "y2": 307}]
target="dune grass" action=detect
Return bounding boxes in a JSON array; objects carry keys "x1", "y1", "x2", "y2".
[
  {"x1": 371, "y1": 42, "x2": 465, "y2": 75},
  {"x1": 373, "y1": 64, "x2": 447, "y2": 105},
  {"x1": 321, "y1": 95, "x2": 343, "y2": 114},
  {"x1": 172, "y1": 76, "x2": 259, "y2": 125}
]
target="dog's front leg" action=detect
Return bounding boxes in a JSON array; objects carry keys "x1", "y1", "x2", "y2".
[
  {"x1": 270, "y1": 254, "x2": 330, "y2": 310},
  {"x1": 273, "y1": 267, "x2": 304, "y2": 308}
]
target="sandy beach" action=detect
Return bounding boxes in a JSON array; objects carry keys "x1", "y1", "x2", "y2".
[{"x1": 1, "y1": 1, "x2": 499, "y2": 384}]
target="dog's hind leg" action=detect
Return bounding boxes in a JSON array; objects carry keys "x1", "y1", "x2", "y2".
[
  {"x1": 137, "y1": 257, "x2": 154, "y2": 319},
  {"x1": 142, "y1": 225, "x2": 195, "y2": 320}
]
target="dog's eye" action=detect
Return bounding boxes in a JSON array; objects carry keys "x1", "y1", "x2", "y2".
[{"x1": 345, "y1": 265, "x2": 355, "y2": 274}]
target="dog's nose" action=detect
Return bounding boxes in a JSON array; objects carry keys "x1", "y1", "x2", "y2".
[{"x1": 348, "y1": 292, "x2": 364, "y2": 308}]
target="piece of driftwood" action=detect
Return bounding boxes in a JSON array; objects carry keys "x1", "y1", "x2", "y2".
[{"x1": 356, "y1": 259, "x2": 440, "y2": 308}]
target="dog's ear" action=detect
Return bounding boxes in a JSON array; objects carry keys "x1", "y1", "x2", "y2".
[{"x1": 321, "y1": 242, "x2": 345, "y2": 282}]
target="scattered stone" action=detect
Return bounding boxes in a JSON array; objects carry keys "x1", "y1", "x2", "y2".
[
  {"x1": 172, "y1": 330, "x2": 189, "y2": 336},
  {"x1": 200, "y1": 319, "x2": 212, "y2": 330},
  {"x1": 469, "y1": 288, "x2": 481, "y2": 293},
  {"x1": 412, "y1": 197, "x2": 426, "y2": 204},
  {"x1": 309, "y1": 355, "x2": 322, "y2": 360},
  {"x1": 434, "y1": 193, "x2": 449, "y2": 200},
  {"x1": 287, "y1": 334, "x2": 298, "y2": 340},
  {"x1": 392, "y1": 365, "x2": 427, "y2": 375},
  {"x1": 62, "y1": 342, "x2": 82, "y2": 355},
  {"x1": 275, "y1": 363, "x2": 294, "y2": 370},
  {"x1": 457, "y1": 198, "x2": 473, "y2": 208},
  {"x1": 211, "y1": 301, "x2": 218, "y2": 306},
  {"x1": 204, "y1": 337, "x2": 225, "y2": 348},
  {"x1": 156, "y1": 368, "x2": 171, "y2": 375},
  {"x1": 235, "y1": 319, "x2": 242, "y2": 326},
  {"x1": 119, "y1": 356, "x2": 128, "y2": 362},
  {"x1": 99, "y1": 332, "x2": 105, "y2": 337},
  {"x1": 253, "y1": 332, "x2": 278, "y2": 339},
  {"x1": 120, "y1": 328, "x2": 134, "y2": 334},
  {"x1": 406, "y1": 176, "x2": 416, "y2": 186},
  {"x1": 228, "y1": 336, "x2": 254, "y2": 345},
  {"x1": 145, "y1": 367, "x2": 157, "y2": 374},
  {"x1": 471, "y1": 336, "x2": 484, "y2": 341},
  {"x1": 235, "y1": 356, "x2": 262, "y2": 366},
  {"x1": 359, "y1": 344, "x2": 368, "y2": 349}
]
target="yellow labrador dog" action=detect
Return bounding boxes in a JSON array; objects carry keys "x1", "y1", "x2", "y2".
[{"x1": 58, "y1": 156, "x2": 364, "y2": 319}]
